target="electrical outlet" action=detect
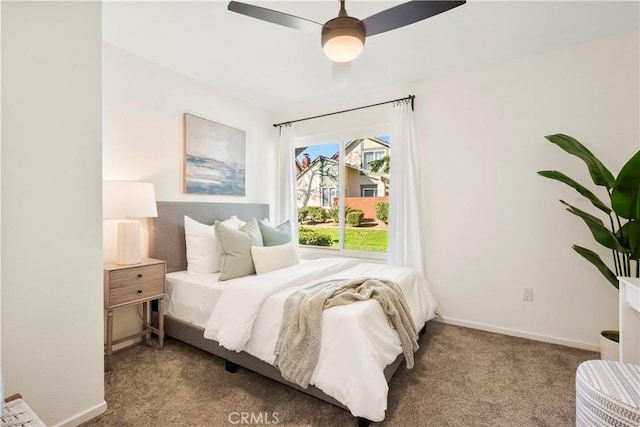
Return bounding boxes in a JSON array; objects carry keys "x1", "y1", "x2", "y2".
[{"x1": 523, "y1": 288, "x2": 534, "y2": 302}]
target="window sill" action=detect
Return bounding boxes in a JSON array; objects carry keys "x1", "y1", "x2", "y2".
[{"x1": 297, "y1": 245, "x2": 387, "y2": 263}]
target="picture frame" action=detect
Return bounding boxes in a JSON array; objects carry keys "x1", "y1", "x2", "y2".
[{"x1": 183, "y1": 113, "x2": 246, "y2": 196}]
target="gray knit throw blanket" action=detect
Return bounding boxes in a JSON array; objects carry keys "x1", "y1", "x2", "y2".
[{"x1": 273, "y1": 277, "x2": 418, "y2": 388}]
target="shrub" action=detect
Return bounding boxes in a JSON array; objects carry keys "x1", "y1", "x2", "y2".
[
  {"x1": 306, "y1": 206, "x2": 328, "y2": 223},
  {"x1": 375, "y1": 202, "x2": 389, "y2": 224},
  {"x1": 298, "y1": 227, "x2": 333, "y2": 247},
  {"x1": 328, "y1": 205, "x2": 355, "y2": 223},
  {"x1": 346, "y1": 210, "x2": 364, "y2": 227},
  {"x1": 298, "y1": 207, "x2": 309, "y2": 223},
  {"x1": 328, "y1": 206, "x2": 339, "y2": 223}
]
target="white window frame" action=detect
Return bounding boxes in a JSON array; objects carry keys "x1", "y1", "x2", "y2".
[
  {"x1": 361, "y1": 185, "x2": 378, "y2": 197},
  {"x1": 294, "y1": 124, "x2": 389, "y2": 261},
  {"x1": 320, "y1": 186, "x2": 337, "y2": 208},
  {"x1": 362, "y1": 149, "x2": 386, "y2": 171}
]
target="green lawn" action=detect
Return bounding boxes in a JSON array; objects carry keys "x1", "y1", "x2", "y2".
[{"x1": 302, "y1": 226, "x2": 388, "y2": 252}]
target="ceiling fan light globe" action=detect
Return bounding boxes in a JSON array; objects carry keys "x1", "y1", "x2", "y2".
[
  {"x1": 323, "y1": 35, "x2": 363, "y2": 62},
  {"x1": 321, "y1": 16, "x2": 365, "y2": 63}
]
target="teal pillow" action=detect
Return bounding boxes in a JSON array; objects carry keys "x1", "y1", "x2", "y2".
[
  {"x1": 257, "y1": 219, "x2": 292, "y2": 246},
  {"x1": 215, "y1": 218, "x2": 264, "y2": 281}
]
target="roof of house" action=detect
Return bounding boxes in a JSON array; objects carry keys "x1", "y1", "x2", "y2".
[
  {"x1": 296, "y1": 138, "x2": 390, "y2": 179},
  {"x1": 295, "y1": 155, "x2": 337, "y2": 180},
  {"x1": 295, "y1": 154, "x2": 387, "y2": 184},
  {"x1": 343, "y1": 137, "x2": 389, "y2": 156}
]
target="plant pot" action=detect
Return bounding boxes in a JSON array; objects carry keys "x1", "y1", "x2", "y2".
[{"x1": 599, "y1": 330, "x2": 620, "y2": 361}]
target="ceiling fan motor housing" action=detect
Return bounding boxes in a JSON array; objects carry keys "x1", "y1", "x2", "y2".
[{"x1": 321, "y1": 16, "x2": 366, "y2": 62}]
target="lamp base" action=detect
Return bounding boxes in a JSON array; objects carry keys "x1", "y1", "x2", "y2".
[{"x1": 116, "y1": 220, "x2": 141, "y2": 265}]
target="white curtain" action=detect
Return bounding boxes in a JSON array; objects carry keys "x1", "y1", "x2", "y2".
[
  {"x1": 388, "y1": 100, "x2": 425, "y2": 274},
  {"x1": 276, "y1": 124, "x2": 298, "y2": 243}
]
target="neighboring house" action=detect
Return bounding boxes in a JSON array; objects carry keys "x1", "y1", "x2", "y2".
[
  {"x1": 296, "y1": 138, "x2": 389, "y2": 209},
  {"x1": 343, "y1": 138, "x2": 390, "y2": 198},
  {"x1": 295, "y1": 158, "x2": 303, "y2": 175},
  {"x1": 296, "y1": 155, "x2": 339, "y2": 208}
]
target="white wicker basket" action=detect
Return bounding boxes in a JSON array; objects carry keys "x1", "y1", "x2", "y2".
[{"x1": 576, "y1": 360, "x2": 640, "y2": 427}]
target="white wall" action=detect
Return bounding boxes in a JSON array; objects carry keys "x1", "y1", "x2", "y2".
[
  {"x1": 0, "y1": 0, "x2": 3, "y2": 400},
  {"x1": 1, "y1": 2, "x2": 105, "y2": 426},
  {"x1": 418, "y1": 30, "x2": 638, "y2": 349},
  {"x1": 102, "y1": 43, "x2": 277, "y2": 340},
  {"x1": 276, "y1": 31, "x2": 639, "y2": 350},
  {"x1": 103, "y1": 43, "x2": 277, "y2": 202}
]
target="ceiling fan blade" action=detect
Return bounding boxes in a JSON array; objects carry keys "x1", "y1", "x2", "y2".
[
  {"x1": 228, "y1": 1, "x2": 323, "y2": 34},
  {"x1": 332, "y1": 61, "x2": 351, "y2": 88},
  {"x1": 362, "y1": 0, "x2": 466, "y2": 37}
]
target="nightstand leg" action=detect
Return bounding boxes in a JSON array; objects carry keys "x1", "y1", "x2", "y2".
[
  {"x1": 158, "y1": 297, "x2": 165, "y2": 350},
  {"x1": 142, "y1": 301, "x2": 149, "y2": 342},
  {"x1": 106, "y1": 309, "x2": 114, "y2": 371}
]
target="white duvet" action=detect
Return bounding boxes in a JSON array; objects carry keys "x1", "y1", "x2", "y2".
[{"x1": 204, "y1": 258, "x2": 438, "y2": 422}]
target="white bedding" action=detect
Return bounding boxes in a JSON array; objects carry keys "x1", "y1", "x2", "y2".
[
  {"x1": 165, "y1": 262, "x2": 311, "y2": 327},
  {"x1": 165, "y1": 271, "x2": 225, "y2": 328},
  {"x1": 204, "y1": 258, "x2": 438, "y2": 422}
]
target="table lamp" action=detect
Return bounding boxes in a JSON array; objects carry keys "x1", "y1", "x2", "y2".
[{"x1": 103, "y1": 181, "x2": 158, "y2": 265}]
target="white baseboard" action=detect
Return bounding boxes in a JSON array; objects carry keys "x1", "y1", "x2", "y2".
[
  {"x1": 436, "y1": 316, "x2": 600, "y2": 352},
  {"x1": 54, "y1": 400, "x2": 106, "y2": 427},
  {"x1": 112, "y1": 336, "x2": 143, "y2": 352}
]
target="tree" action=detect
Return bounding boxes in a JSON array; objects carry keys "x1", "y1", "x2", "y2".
[{"x1": 368, "y1": 155, "x2": 390, "y2": 174}]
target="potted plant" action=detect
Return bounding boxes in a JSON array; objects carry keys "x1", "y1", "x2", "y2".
[{"x1": 538, "y1": 134, "x2": 640, "y2": 360}]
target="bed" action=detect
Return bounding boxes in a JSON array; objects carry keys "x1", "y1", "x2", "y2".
[{"x1": 149, "y1": 201, "x2": 437, "y2": 426}]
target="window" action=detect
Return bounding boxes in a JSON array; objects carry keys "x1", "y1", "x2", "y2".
[
  {"x1": 362, "y1": 150, "x2": 385, "y2": 171},
  {"x1": 295, "y1": 133, "x2": 390, "y2": 255},
  {"x1": 321, "y1": 187, "x2": 337, "y2": 208},
  {"x1": 361, "y1": 185, "x2": 378, "y2": 197}
]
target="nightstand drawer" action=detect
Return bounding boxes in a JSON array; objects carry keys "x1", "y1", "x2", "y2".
[
  {"x1": 109, "y1": 263, "x2": 165, "y2": 289},
  {"x1": 109, "y1": 277, "x2": 164, "y2": 306}
]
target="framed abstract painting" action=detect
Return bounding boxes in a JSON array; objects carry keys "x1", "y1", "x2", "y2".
[{"x1": 183, "y1": 113, "x2": 246, "y2": 196}]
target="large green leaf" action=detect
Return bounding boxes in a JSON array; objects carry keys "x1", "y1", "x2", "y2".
[
  {"x1": 572, "y1": 245, "x2": 619, "y2": 288},
  {"x1": 561, "y1": 200, "x2": 627, "y2": 253},
  {"x1": 538, "y1": 170, "x2": 611, "y2": 214},
  {"x1": 618, "y1": 220, "x2": 640, "y2": 261},
  {"x1": 545, "y1": 134, "x2": 615, "y2": 189},
  {"x1": 611, "y1": 150, "x2": 640, "y2": 220}
]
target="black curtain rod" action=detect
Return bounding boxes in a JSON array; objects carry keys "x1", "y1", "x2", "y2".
[{"x1": 273, "y1": 94, "x2": 415, "y2": 128}]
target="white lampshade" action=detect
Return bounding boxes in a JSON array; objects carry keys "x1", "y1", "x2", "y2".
[
  {"x1": 103, "y1": 181, "x2": 158, "y2": 219},
  {"x1": 103, "y1": 181, "x2": 157, "y2": 265}
]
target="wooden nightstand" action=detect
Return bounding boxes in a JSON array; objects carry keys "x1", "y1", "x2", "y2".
[{"x1": 104, "y1": 257, "x2": 166, "y2": 371}]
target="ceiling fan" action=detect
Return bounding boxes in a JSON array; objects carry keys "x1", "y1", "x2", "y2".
[{"x1": 228, "y1": 0, "x2": 466, "y2": 64}]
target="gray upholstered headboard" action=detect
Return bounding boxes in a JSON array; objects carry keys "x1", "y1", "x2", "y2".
[{"x1": 149, "y1": 201, "x2": 270, "y2": 273}]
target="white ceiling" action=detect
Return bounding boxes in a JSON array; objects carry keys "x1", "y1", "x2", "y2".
[{"x1": 103, "y1": 1, "x2": 639, "y2": 112}]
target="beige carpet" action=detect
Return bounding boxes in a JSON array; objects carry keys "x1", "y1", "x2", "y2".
[{"x1": 82, "y1": 322, "x2": 596, "y2": 427}]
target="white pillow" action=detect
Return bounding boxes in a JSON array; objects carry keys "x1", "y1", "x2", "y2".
[
  {"x1": 251, "y1": 242, "x2": 300, "y2": 275},
  {"x1": 236, "y1": 217, "x2": 268, "y2": 228},
  {"x1": 184, "y1": 215, "x2": 238, "y2": 274},
  {"x1": 227, "y1": 215, "x2": 242, "y2": 229},
  {"x1": 236, "y1": 217, "x2": 246, "y2": 228}
]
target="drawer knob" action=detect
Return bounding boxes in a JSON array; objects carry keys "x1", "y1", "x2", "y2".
[
  {"x1": 137, "y1": 290, "x2": 142, "y2": 294},
  {"x1": 137, "y1": 274, "x2": 143, "y2": 278}
]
